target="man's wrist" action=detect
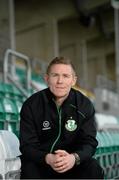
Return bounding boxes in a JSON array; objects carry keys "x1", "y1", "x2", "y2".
[{"x1": 72, "y1": 153, "x2": 80, "y2": 165}]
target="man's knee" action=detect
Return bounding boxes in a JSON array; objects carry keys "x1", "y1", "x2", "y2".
[{"x1": 80, "y1": 158, "x2": 104, "y2": 179}]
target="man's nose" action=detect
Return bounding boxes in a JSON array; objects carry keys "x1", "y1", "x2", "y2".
[{"x1": 57, "y1": 76, "x2": 63, "y2": 83}]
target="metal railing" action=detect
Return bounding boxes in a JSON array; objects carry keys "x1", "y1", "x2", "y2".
[{"x1": 3, "y1": 49, "x2": 31, "y2": 98}]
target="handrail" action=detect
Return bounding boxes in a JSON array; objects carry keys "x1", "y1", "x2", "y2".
[
  {"x1": 7, "y1": 73, "x2": 29, "y2": 98},
  {"x1": 3, "y1": 49, "x2": 31, "y2": 91}
]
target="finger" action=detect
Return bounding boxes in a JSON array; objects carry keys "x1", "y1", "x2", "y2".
[
  {"x1": 54, "y1": 156, "x2": 64, "y2": 163},
  {"x1": 54, "y1": 164, "x2": 68, "y2": 173},
  {"x1": 55, "y1": 150, "x2": 68, "y2": 156},
  {"x1": 54, "y1": 159, "x2": 64, "y2": 167},
  {"x1": 54, "y1": 160, "x2": 67, "y2": 169}
]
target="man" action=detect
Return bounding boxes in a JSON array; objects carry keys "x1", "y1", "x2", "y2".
[{"x1": 20, "y1": 57, "x2": 104, "y2": 179}]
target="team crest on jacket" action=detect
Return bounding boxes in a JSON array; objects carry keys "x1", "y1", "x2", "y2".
[{"x1": 65, "y1": 118, "x2": 77, "y2": 131}]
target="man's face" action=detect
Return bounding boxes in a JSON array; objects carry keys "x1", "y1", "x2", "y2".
[{"x1": 45, "y1": 64, "x2": 77, "y2": 99}]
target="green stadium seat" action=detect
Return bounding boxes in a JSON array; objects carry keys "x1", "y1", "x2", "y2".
[
  {"x1": 0, "y1": 99, "x2": 5, "y2": 129},
  {"x1": 12, "y1": 100, "x2": 23, "y2": 137},
  {"x1": 96, "y1": 131, "x2": 107, "y2": 154},
  {"x1": 15, "y1": 100, "x2": 22, "y2": 120},
  {"x1": 0, "y1": 82, "x2": 5, "y2": 98},
  {"x1": 4, "y1": 83, "x2": 14, "y2": 99},
  {"x1": 2, "y1": 98, "x2": 18, "y2": 121},
  {"x1": 0, "y1": 99, "x2": 5, "y2": 120},
  {"x1": 0, "y1": 82, "x2": 26, "y2": 103},
  {"x1": 1, "y1": 98, "x2": 19, "y2": 134},
  {"x1": 12, "y1": 85, "x2": 25, "y2": 102}
]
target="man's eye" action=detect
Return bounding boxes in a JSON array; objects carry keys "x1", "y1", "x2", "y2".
[
  {"x1": 63, "y1": 74, "x2": 71, "y2": 78},
  {"x1": 50, "y1": 73, "x2": 71, "y2": 78},
  {"x1": 50, "y1": 74, "x2": 58, "y2": 77}
]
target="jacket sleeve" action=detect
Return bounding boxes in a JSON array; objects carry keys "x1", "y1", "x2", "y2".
[
  {"x1": 19, "y1": 100, "x2": 47, "y2": 165},
  {"x1": 75, "y1": 99, "x2": 98, "y2": 163}
]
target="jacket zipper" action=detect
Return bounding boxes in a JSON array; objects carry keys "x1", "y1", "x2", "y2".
[{"x1": 50, "y1": 105, "x2": 62, "y2": 153}]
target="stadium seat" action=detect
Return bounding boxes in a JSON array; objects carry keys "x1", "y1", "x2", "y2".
[
  {"x1": 0, "y1": 130, "x2": 21, "y2": 179},
  {"x1": 2, "y1": 98, "x2": 18, "y2": 121},
  {"x1": 14, "y1": 100, "x2": 22, "y2": 120},
  {"x1": 1, "y1": 98, "x2": 19, "y2": 134},
  {"x1": 0, "y1": 99, "x2": 9, "y2": 131},
  {"x1": 12, "y1": 85, "x2": 25, "y2": 102},
  {"x1": 0, "y1": 82, "x2": 5, "y2": 98},
  {"x1": 4, "y1": 83, "x2": 14, "y2": 99}
]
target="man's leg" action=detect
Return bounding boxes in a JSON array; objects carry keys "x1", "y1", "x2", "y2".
[
  {"x1": 20, "y1": 159, "x2": 62, "y2": 179},
  {"x1": 48, "y1": 158, "x2": 104, "y2": 179},
  {"x1": 73, "y1": 158, "x2": 104, "y2": 179},
  {"x1": 20, "y1": 161, "x2": 42, "y2": 179}
]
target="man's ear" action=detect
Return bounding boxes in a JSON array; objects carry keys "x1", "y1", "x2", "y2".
[
  {"x1": 44, "y1": 74, "x2": 49, "y2": 84},
  {"x1": 72, "y1": 76, "x2": 77, "y2": 86}
]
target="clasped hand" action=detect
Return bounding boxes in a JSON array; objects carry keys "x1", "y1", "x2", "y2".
[{"x1": 45, "y1": 149, "x2": 75, "y2": 173}]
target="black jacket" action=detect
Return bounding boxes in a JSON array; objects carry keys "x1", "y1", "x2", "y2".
[{"x1": 20, "y1": 88, "x2": 98, "y2": 166}]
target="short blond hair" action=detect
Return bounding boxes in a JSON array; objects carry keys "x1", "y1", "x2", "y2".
[{"x1": 46, "y1": 57, "x2": 76, "y2": 75}]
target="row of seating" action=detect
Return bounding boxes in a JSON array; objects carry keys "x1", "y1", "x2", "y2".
[
  {"x1": 0, "y1": 82, "x2": 25, "y2": 101},
  {"x1": 0, "y1": 82, "x2": 25, "y2": 137},
  {"x1": 0, "y1": 97, "x2": 22, "y2": 137},
  {"x1": 95, "y1": 130, "x2": 119, "y2": 179},
  {"x1": 0, "y1": 77, "x2": 47, "y2": 137},
  {"x1": 96, "y1": 151, "x2": 119, "y2": 179},
  {"x1": 96, "y1": 130, "x2": 119, "y2": 153}
]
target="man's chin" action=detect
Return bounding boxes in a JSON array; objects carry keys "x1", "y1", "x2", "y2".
[{"x1": 54, "y1": 93, "x2": 68, "y2": 99}]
